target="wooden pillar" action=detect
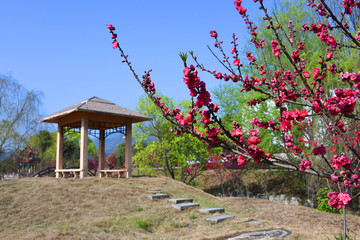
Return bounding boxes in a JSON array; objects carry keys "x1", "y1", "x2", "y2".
[
  {"x1": 56, "y1": 125, "x2": 64, "y2": 178},
  {"x1": 98, "y1": 129, "x2": 105, "y2": 174},
  {"x1": 80, "y1": 114, "x2": 89, "y2": 178},
  {"x1": 125, "y1": 123, "x2": 132, "y2": 178}
]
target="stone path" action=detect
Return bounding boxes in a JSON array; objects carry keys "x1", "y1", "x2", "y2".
[
  {"x1": 172, "y1": 202, "x2": 200, "y2": 211},
  {"x1": 147, "y1": 190, "x2": 234, "y2": 223},
  {"x1": 168, "y1": 198, "x2": 193, "y2": 204},
  {"x1": 206, "y1": 215, "x2": 234, "y2": 223},
  {"x1": 146, "y1": 194, "x2": 170, "y2": 199},
  {"x1": 223, "y1": 229, "x2": 291, "y2": 240},
  {"x1": 145, "y1": 190, "x2": 291, "y2": 239},
  {"x1": 199, "y1": 208, "x2": 225, "y2": 213}
]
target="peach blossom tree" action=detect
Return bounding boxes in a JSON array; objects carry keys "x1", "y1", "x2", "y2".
[{"x1": 107, "y1": 1, "x2": 360, "y2": 231}]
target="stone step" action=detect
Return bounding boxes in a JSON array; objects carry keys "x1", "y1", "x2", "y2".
[
  {"x1": 244, "y1": 220, "x2": 260, "y2": 224},
  {"x1": 172, "y1": 202, "x2": 200, "y2": 211},
  {"x1": 206, "y1": 215, "x2": 235, "y2": 223},
  {"x1": 199, "y1": 208, "x2": 225, "y2": 213},
  {"x1": 146, "y1": 194, "x2": 170, "y2": 200},
  {"x1": 168, "y1": 198, "x2": 193, "y2": 204},
  {"x1": 148, "y1": 190, "x2": 166, "y2": 194}
]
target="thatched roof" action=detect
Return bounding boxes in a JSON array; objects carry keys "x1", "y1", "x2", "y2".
[{"x1": 40, "y1": 97, "x2": 151, "y2": 125}]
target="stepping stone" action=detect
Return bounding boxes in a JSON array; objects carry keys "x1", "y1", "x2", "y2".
[
  {"x1": 149, "y1": 190, "x2": 166, "y2": 193},
  {"x1": 206, "y1": 215, "x2": 234, "y2": 223},
  {"x1": 224, "y1": 229, "x2": 291, "y2": 240},
  {"x1": 168, "y1": 198, "x2": 193, "y2": 204},
  {"x1": 245, "y1": 220, "x2": 260, "y2": 224},
  {"x1": 146, "y1": 194, "x2": 170, "y2": 199},
  {"x1": 199, "y1": 208, "x2": 225, "y2": 213},
  {"x1": 172, "y1": 202, "x2": 200, "y2": 211}
]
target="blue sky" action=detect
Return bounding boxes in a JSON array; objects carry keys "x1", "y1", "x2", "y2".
[{"x1": 0, "y1": 0, "x2": 276, "y2": 117}]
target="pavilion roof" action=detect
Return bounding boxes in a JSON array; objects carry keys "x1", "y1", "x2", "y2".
[{"x1": 40, "y1": 97, "x2": 151, "y2": 124}]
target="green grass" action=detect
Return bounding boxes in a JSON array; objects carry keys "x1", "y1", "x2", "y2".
[
  {"x1": 132, "y1": 219, "x2": 151, "y2": 232},
  {"x1": 197, "y1": 198, "x2": 220, "y2": 208}
]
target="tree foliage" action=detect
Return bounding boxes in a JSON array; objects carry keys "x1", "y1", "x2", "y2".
[
  {"x1": 0, "y1": 75, "x2": 42, "y2": 174},
  {"x1": 114, "y1": 142, "x2": 126, "y2": 167},
  {"x1": 42, "y1": 131, "x2": 97, "y2": 167},
  {"x1": 26, "y1": 130, "x2": 52, "y2": 170},
  {"x1": 0, "y1": 75, "x2": 42, "y2": 157},
  {"x1": 133, "y1": 94, "x2": 210, "y2": 181}
]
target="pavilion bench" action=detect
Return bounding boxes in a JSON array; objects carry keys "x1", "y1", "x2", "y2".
[
  {"x1": 55, "y1": 169, "x2": 81, "y2": 179},
  {"x1": 99, "y1": 169, "x2": 128, "y2": 179}
]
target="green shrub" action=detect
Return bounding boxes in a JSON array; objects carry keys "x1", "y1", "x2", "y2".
[
  {"x1": 132, "y1": 219, "x2": 151, "y2": 232},
  {"x1": 189, "y1": 213, "x2": 195, "y2": 220},
  {"x1": 137, "y1": 207, "x2": 143, "y2": 212},
  {"x1": 316, "y1": 187, "x2": 343, "y2": 214}
]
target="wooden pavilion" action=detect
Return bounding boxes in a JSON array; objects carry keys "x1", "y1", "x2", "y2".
[{"x1": 40, "y1": 97, "x2": 151, "y2": 179}]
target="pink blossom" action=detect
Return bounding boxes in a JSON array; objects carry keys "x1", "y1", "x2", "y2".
[
  {"x1": 356, "y1": 31, "x2": 360, "y2": 41},
  {"x1": 234, "y1": 0, "x2": 247, "y2": 15},
  {"x1": 186, "y1": 114, "x2": 193, "y2": 123},
  {"x1": 331, "y1": 174, "x2": 339, "y2": 183},
  {"x1": 326, "y1": 52, "x2": 333, "y2": 60},
  {"x1": 338, "y1": 192, "x2": 351, "y2": 205},
  {"x1": 301, "y1": 87, "x2": 309, "y2": 96},
  {"x1": 250, "y1": 129, "x2": 259, "y2": 136},
  {"x1": 206, "y1": 127, "x2": 219, "y2": 143},
  {"x1": 200, "y1": 110, "x2": 211, "y2": 125},
  {"x1": 237, "y1": 155, "x2": 245, "y2": 166},
  {"x1": 106, "y1": 24, "x2": 115, "y2": 30},
  {"x1": 332, "y1": 154, "x2": 351, "y2": 170},
  {"x1": 344, "y1": 180, "x2": 351, "y2": 188},
  {"x1": 312, "y1": 101, "x2": 321, "y2": 113},
  {"x1": 112, "y1": 41, "x2": 119, "y2": 49},
  {"x1": 333, "y1": 88, "x2": 357, "y2": 114},
  {"x1": 210, "y1": 30, "x2": 218, "y2": 38},
  {"x1": 313, "y1": 68, "x2": 320, "y2": 79},
  {"x1": 183, "y1": 66, "x2": 200, "y2": 90},
  {"x1": 312, "y1": 144, "x2": 326, "y2": 155},
  {"x1": 176, "y1": 113, "x2": 186, "y2": 126},
  {"x1": 298, "y1": 110, "x2": 308, "y2": 121},
  {"x1": 280, "y1": 120, "x2": 292, "y2": 131},
  {"x1": 303, "y1": 72, "x2": 310, "y2": 78},
  {"x1": 328, "y1": 192, "x2": 351, "y2": 209},
  {"x1": 248, "y1": 136, "x2": 261, "y2": 145},
  {"x1": 291, "y1": 50, "x2": 300, "y2": 62},
  {"x1": 248, "y1": 144, "x2": 265, "y2": 163},
  {"x1": 195, "y1": 88, "x2": 211, "y2": 108},
  {"x1": 231, "y1": 47, "x2": 236, "y2": 54},
  {"x1": 284, "y1": 133, "x2": 293, "y2": 149},
  {"x1": 251, "y1": 117, "x2": 259, "y2": 125},
  {"x1": 232, "y1": 128, "x2": 243, "y2": 137},
  {"x1": 299, "y1": 159, "x2": 311, "y2": 171},
  {"x1": 273, "y1": 51, "x2": 281, "y2": 57},
  {"x1": 233, "y1": 59, "x2": 240, "y2": 66},
  {"x1": 271, "y1": 40, "x2": 282, "y2": 57}
]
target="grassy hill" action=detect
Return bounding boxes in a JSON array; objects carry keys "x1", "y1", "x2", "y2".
[{"x1": 1, "y1": 176, "x2": 360, "y2": 239}]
